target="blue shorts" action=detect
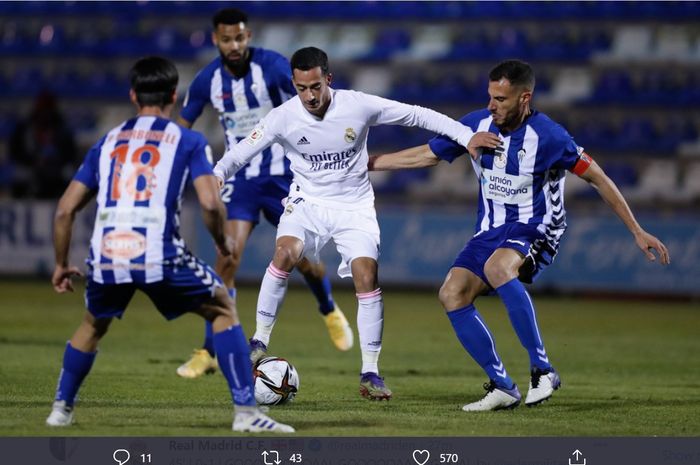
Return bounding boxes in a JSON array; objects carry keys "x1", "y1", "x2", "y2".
[
  {"x1": 85, "y1": 254, "x2": 223, "y2": 320},
  {"x1": 222, "y1": 177, "x2": 292, "y2": 226},
  {"x1": 453, "y1": 223, "x2": 546, "y2": 288}
]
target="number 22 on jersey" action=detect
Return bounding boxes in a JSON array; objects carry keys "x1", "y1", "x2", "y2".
[{"x1": 109, "y1": 144, "x2": 161, "y2": 202}]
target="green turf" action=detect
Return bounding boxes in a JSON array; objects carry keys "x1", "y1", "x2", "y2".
[{"x1": 1, "y1": 280, "x2": 698, "y2": 436}]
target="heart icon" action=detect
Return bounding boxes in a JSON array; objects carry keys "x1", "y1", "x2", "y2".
[{"x1": 412, "y1": 450, "x2": 430, "y2": 465}]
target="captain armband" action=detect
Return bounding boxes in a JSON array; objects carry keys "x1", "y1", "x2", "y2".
[{"x1": 571, "y1": 152, "x2": 593, "y2": 176}]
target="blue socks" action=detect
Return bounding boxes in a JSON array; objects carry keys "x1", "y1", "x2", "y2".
[
  {"x1": 54, "y1": 342, "x2": 97, "y2": 406},
  {"x1": 447, "y1": 305, "x2": 514, "y2": 389},
  {"x1": 213, "y1": 325, "x2": 255, "y2": 407},
  {"x1": 303, "y1": 274, "x2": 335, "y2": 315},
  {"x1": 203, "y1": 322, "x2": 214, "y2": 356},
  {"x1": 202, "y1": 288, "x2": 236, "y2": 356},
  {"x1": 496, "y1": 278, "x2": 551, "y2": 370}
]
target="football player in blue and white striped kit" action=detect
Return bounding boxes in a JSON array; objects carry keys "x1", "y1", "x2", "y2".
[
  {"x1": 45, "y1": 56, "x2": 293, "y2": 433},
  {"x1": 370, "y1": 59, "x2": 670, "y2": 411},
  {"x1": 176, "y1": 8, "x2": 352, "y2": 378}
]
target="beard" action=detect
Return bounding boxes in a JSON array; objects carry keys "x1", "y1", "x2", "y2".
[{"x1": 220, "y1": 50, "x2": 248, "y2": 71}]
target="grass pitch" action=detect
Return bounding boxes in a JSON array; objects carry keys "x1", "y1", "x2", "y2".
[{"x1": 0, "y1": 280, "x2": 698, "y2": 436}]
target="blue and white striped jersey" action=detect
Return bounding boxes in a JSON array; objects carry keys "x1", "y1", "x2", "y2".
[
  {"x1": 180, "y1": 47, "x2": 294, "y2": 182},
  {"x1": 73, "y1": 116, "x2": 213, "y2": 284},
  {"x1": 429, "y1": 109, "x2": 584, "y2": 259}
]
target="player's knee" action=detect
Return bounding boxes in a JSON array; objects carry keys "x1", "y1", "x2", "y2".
[
  {"x1": 483, "y1": 261, "x2": 515, "y2": 288},
  {"x1": 81, "y1": 314, "x2": 111, "y2": 342},
  {"x1": 272, "y1": 245, "x2": 300, "y2": 270},
  {"x1": 438, "y1": 281, "x2": 478, "y2": 309},
  {"x1": 354, "y1": 273, "x2": 377, "y2": 293},
  {"x1": 438, "y1": 282, "x2": 460, "y2": 308},
  {"x1": 216, "y1": 253, "x2": 239, "y2": 278}
]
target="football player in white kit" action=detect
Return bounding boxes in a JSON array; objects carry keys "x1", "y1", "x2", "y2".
[{"x1": 214, "y1": 47, "x2": 474, "y2": 400}]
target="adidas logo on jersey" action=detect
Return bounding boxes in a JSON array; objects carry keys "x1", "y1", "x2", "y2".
[{"x1": 297, "y1": 136, "x2": 310, "y2": 145}]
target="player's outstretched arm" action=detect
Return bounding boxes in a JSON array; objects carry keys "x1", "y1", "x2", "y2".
[
  {"x1": 466, "y1": 132, "x2": 502, "y2": 160},
  {"x1": 213, "y1": 129, "x2": 275, "y2": 183},
  {"x1": 193, "y1": 174, "x2": 233, "y2": 257},
  {"x1": 369, "y1": 144, "x2": 439, "y2": 171},
  {"x1": 53, "y1": 180, "x2": 93, "y2": 293},
  {"x1": 577, "y1": 159, "x2": 671, "y2": 265}
]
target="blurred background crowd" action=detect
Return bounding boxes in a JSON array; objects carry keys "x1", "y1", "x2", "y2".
[{"x1": 1, "y1": 1, "x2": 699, "y2": 209}]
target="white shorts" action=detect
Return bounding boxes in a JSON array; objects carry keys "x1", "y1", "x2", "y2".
[{"x1": 276, "y1": 197, "x2": 380, "y2": 279}]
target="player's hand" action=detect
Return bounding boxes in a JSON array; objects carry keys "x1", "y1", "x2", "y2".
[
  {"x1": 52, "y1": 264, "x2": 84, "y2": 293},
  {"x1": 216, "y1": 176, "x2": 225, "y2": 190},
  {"x1": 467, "y1": 132, "x2": 502, "y2": 160},
  {"x1": 216, "y1": 235, "x2": 235, "y2": 257},
  {"x1": 634, "y1": 230, "x2": 670, "y2": 265}
]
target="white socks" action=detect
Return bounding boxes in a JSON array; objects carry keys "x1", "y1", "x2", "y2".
[
  {"x1": 356, "y1": 288, "x2": 383, "y2": 374},
  {"x1": 253, "y1": 263, "x2": 289, "y2": 345}
]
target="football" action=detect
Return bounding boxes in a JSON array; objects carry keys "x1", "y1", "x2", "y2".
[{"x1": 253, "y1": 356, "x2": 300, "y2": 405}]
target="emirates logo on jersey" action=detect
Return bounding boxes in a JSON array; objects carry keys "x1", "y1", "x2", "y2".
[{"x1": 344, "y1": 127, "x2": 357, "y2": 143}]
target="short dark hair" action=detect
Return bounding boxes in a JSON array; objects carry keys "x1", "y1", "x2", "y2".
[
  {"x1": 489, "y1": 59, "x2": 535, "y2": 90},
  {"x1": 212, "y1": 8, "x2": 248, "y2": 28},
  {"x1": 129, "y1": 56, "x2": 178, "y2": 108},
  {"x1": 290, "y1": 47, "x2": 330, "y2": 75}
]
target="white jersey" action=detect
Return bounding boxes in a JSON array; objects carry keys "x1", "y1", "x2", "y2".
[{"x1": 214, "y1": 89, "x2": 473, "y2": 209}]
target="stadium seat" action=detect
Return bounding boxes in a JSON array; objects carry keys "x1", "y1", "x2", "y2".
[
  {"x1": 596, "y1": 25, "x2": 653, "y2": 62},
  {"x1": 351, "y1": 68, "x2": 392, "y2": 97},
  {"x1": 296, "y1": 24, "x2": 335, "y2": 54},
  {"x1": 0, "y1": 21, "x2": 22, "y2": 54},
  {"x1": 387, "y1": 73, "x2": 430, "y2": 104},
  {"x1": 623, "y1": 160, "x2": 679, "y2": 203},
  {"x1": 257, "y1": 24, "x2": 298, "y2": 58},
  {"x1": 361, "y1": 27, "x2": 411, "y2": 62},
  {"x1": 331, "y1": 25, "x2": 374, "y2": 60},
  {"x1": 10, "y1": 67, "x2": 45, "y2": 97},
  {"x1": 571, "y1": 120, "x2": 615, "y2": 151},
  {"x1": 541, "y1": 67, "x2": 593, "y2": 104},
  {"x1": 393, "y1": 25, "x2": 453, "y2": 61},
  {"x1": 443, "y1": 29, "x2": 491, "y2": 61},
  {"x1": 653, "y1": 26, "x2": 692, "y2": 61},
  {"x1": 588, "y1": 70, "x2": 634, "y2": 103},
  {"x1": 0, "y1": 3, "x2": 699, "y2": 206},
  {"x1": 677, "y1": 161, "x2": 700, "y2": 202},
  {"x1": 493, "y1": 26, "x2": 530, "y2": 60},
  {"x1": 613, "y1": 117, "x2": 657, "y2": 153}
]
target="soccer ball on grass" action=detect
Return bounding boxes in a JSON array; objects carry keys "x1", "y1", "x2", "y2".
[{"x1": 253, "y1": 356, "x2": 299, "y2": 405}]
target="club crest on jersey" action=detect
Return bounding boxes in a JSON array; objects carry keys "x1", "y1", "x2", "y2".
[
  {"x1": 518, "y1": 148, "x2": 526, "y2": 163},
  {"x1": 245, "y1": 126, "x2": 264, "y2": 146},
  {"x1": 344, "y1": 127, "x2": 357, "y2": 143},
  {"x1": 284, "y1": 204, "x2": 294, "y2": 215},
  {"x1": 494, "y1": 151, "x2": 507, "y2": 169}
]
